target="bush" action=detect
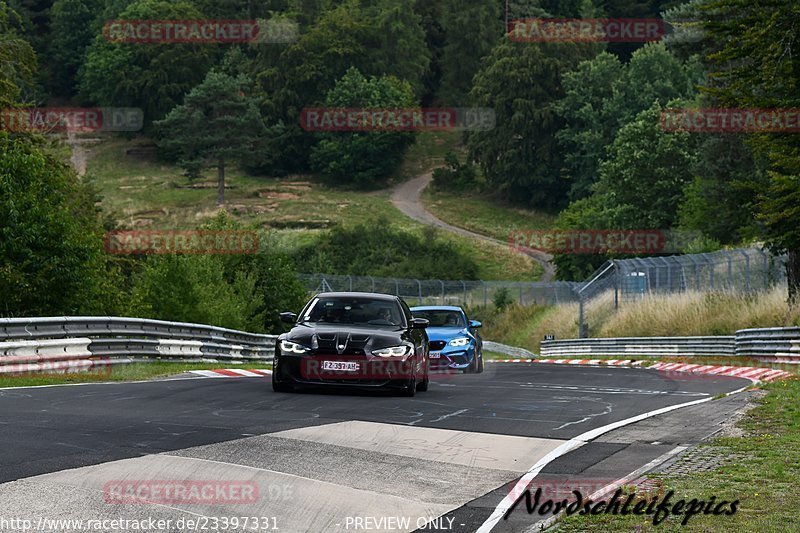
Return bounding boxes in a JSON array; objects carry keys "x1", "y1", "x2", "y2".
[
  {"x1": 127, "y1": 212, "x2": 308, "y2": 333},
  {"x1": 431, "y1": 152, "x2": 479, "y2": 191},
  {"x1": 492, "y1": 287, "x2": 513, "y2": 310},
  {"x1": 296, "y1": 218, "x2": 479, "y2": 280}
]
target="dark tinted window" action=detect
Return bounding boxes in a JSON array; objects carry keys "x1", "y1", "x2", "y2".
[
  {"x1": 411, "y1": 310, "x2": 465, "y2": 328},
  {"x1": 301, "y1": 297, "x2": 403, "y2": 326}
]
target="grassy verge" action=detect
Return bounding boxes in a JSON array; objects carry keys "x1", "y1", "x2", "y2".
[
  {"x1": 482, "y1": 287, "x2": 800, "y2": 354},
  {"x1": 421, "y1": 187, "x2": 555, "y2": 242},
  {"x1": 555, "y1": 377, "x2": 800, "y2": 532},
  {"x1": 0, "y1": 362, "x2": 272, "y2": 388}
]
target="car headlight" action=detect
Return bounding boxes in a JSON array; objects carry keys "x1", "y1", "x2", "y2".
[
  {"x1": 280, "y1": 340, "x2": 309, "y2": 354},
  {"x1": 448, "y1": 337, "x2": 471, "y2": 347},
  {"x1": 372, "y1": 345, "x2": 411, "y2": 357}
]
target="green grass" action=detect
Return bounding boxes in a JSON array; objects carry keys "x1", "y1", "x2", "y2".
[
  {"x1": 422, "y1": 187, "x2": 556, "y2": 242},
  {"x1": 554, "y1": 377, "x2": 800, "y2": 532},
  {"x1": 84, "y1": 135, "x2": 541, "y2": 280},
  {"x1": 0, "y1": 362, "x2": 271, "y2": 388},
  {"x1": 395, "y1": 131, "x2": 461, "y2": 181}
]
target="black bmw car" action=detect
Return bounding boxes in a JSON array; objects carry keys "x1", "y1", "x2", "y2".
[{"x1": 272, "y1": 292, "x2": 430, "y2": 396}]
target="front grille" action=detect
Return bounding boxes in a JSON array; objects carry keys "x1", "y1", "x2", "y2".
[
  {"x1": 448, "y1": 354, "x2": 468, "y2": 365},
  {"x1": 429, "y1": 340, "x2": 446, "y2": 351},
  {"x1": 314, "y1": 333, "x2": 370, "y2": 355}
]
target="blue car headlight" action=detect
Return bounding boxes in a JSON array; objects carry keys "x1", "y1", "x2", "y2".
[{"x1": 448, "y1": 337, "x2": 470, "y2": 347}]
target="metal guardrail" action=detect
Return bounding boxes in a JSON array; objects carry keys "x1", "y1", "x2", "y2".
[
  {"x1": 540, "y1": 336, "x2": 736, "y2": 357},
  {"x1": 0, "y1": 317, "x2": 278, "y2": 373},
  {"x1": 482, "y1": 341, "x2": 537, "y2": 359},
  {"x1": 541, "y1": 327, "x2": 800, "y2": 362},
  {"x1": 735, "y1": 327, "x2": 800, "y2": 361}
]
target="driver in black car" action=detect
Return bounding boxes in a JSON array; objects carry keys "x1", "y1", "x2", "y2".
[{"x1": 378, "y1": 307, "x2": 393, "y2": 324}]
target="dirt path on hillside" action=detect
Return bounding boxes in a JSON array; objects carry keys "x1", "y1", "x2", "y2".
[{"x1": 391, "y1": 172, "x2": 556, "y2": 281}]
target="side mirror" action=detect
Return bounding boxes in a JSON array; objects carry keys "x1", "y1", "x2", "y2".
[
  {"x1": 410, "y1": 317, "x2": 429, "y2": 329},
  {"x1": 279, "y1": 312, "x2": 297, "y2": 324},
  {"x1": 469, "y1": 320, "x2": 482, "y2": 329}
]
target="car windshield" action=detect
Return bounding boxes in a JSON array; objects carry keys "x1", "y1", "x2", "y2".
[
  {"x1": 301, "y1": 297, "x2": 404, "y2": 326},
  {"x1": 412, "y1": 310, "x2": 465, "y2": 328}
]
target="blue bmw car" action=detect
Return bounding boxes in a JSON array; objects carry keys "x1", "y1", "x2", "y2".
[{"x1": 410, "y1": 306, "x2": 484, "y2": 373}]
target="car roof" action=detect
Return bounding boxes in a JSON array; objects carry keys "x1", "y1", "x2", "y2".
[
  {"x1": 313, "y1": 292, "x2": 400, "y2": 302},
  {"x1": 409, "y1": 305, "x2": 464, "y2": 312}
]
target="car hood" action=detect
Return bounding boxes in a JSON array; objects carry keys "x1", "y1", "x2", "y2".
[
  {"x1": 425, "y1": 326, "x2": 472, "y2": 342},
  {"x1": 281, "y1": 323, "x2": 406, "y2": 353}
]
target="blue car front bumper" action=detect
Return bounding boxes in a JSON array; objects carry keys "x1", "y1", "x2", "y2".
[{"x1": 429, "y1": 344, "x2": 476, "y2": 370}]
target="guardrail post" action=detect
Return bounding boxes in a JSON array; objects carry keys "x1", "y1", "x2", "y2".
[
  {"x1": 417, "y1": 279, "x2": 422, "y2": 305},
  {"x1": 439, "y1": 280, "x2": 445, "y2": 304}
]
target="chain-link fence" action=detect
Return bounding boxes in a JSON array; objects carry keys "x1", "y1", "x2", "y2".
[
  {"x1": 575, "y1": 247, "x2": 787, "y2": 337},
  {"x1": 299, "y1": 247, "x2": 787, "y2": 336},
  {"x1": 297, "y1": 274, "x2": 581, "y2": 308}
]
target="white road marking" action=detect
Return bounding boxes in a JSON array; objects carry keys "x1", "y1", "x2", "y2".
[
  {"x1": 475, "y1": 383, "x2": 752, "y2": 533},
  {"x1": 431, "y1": 409, "x2": 469, "y2": 422}
]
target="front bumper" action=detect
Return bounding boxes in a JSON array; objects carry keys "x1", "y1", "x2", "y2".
[
  {"x1": 428, "y1": 345, "x2": 476, "y2": 370},
  {"x1": 273, "y1": 353, "x2": 419, "y2": 388}
]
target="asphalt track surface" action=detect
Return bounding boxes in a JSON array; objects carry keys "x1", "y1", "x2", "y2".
[{"x1": 0, "y1": 363, "x2": 750, "y2": 532}]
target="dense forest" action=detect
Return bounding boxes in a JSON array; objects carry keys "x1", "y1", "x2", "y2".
[{"x1": 1, "y1": 0, "x2": 798, "y2": 328}]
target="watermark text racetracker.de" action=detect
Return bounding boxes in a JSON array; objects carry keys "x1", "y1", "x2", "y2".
[
  {"x1": 0, "y1": 516, "x2": 278, "y2": 532},
  {"x1": 103, "y1": 18, "x2": 298, "y2": 44},
  {"x1": 661, "y1": 108, "x2": 800, "y2": 133},
  {"x1": 508, "y1": 229, "x2": 700, "y2": 255},
  {"x1": 509, "y1": 18, "x2": 665, "y2": 42},
  {"x1": 1, "y1": 108, "x2": 143, "y2": 133},
  {"x1": 105, "y1": 230, "x2": 260, "y2": 255},
  {"x1": 300, "y1": 108, "x2": 496, "y2": 132}
]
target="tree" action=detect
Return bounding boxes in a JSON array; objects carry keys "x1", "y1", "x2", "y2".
[
  {"x1": 555, "y1": 52, "x2": 625, "y2": 200},
  {"x1": 370, "y1": 0, "x2": 430, "y2": 98},
  {"x1": 467, "y1": 38, "x2": 595, "y2": 210},
  {"x1": 556, "y1": 43, "x2": 700, "y2": 200},
  {"x1": 702, "y1": 0, "x2": 800, "y2": 303},
  {"x1": 309, "y1": 67, "x2": 416, "y2": 187},
  {"x1": 0, "y1": 133, "x2": 121, "y2": 316},
  {"x1": 438, "y1": 0, "x2": 503, "y2": 105},
  {"x1": 154, "y1": 71, "x2": 267, "y2": 205},
  {"x1": 679, "y1": 134, "x2": 767, "y2": 244},
  {"x1": 79, "y1": 0, "x2": 217, "y2": 126},
  {"x1": 0, "y1": 2, "x2": 36, "y2": 108},
  {"x1": 48, "y1": 0, "x2": 103, "y2": 97},
  {"x1": 250, "y1": 0, "x2": 431, "y2": 175},
  {"x1": 553, "y1": 103, "x2": 698, "y2": 280},
  {"x1": 594, "y1": 103, "x2": 697, "y2": 229}
]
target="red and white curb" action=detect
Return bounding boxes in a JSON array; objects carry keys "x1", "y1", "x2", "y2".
[
  {"x1": 489, "y1": 358, "x2": 641, "y2": 366},
  {"x1": 487, "y1": 358, "x2": 792, "y2": 383},
  {"x1": 189, "y1": 368, "x2": 271, "y2": 378}
]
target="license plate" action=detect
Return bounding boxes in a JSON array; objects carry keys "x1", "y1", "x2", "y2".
[
  {"x1": 430, "y1": 352, "x2": 441, "y2": 359},
  {"x1": 322, "y1": 361, "x2": 360, "y2": 372}
]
